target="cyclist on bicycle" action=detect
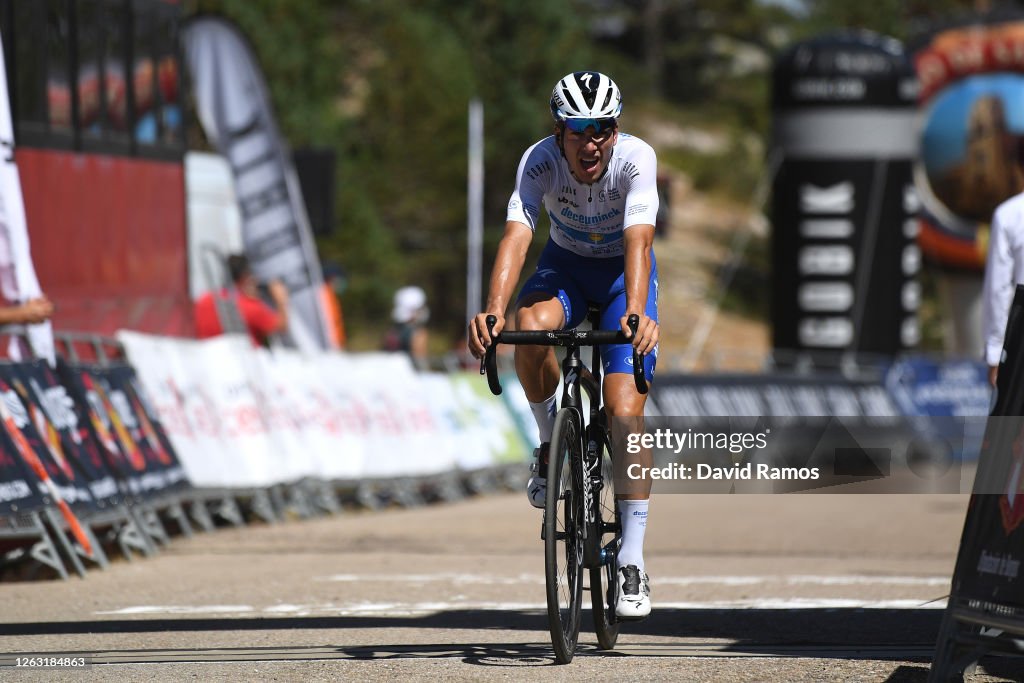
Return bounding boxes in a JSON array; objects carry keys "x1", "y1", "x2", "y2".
[{"x1": 468, "y1": 71, "x2": 658, "y2": 619}]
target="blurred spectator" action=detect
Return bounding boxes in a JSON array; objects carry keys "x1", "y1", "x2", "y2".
[
  {"x1": 320, "y1": 261, "x2": 348, "y2": 350},
  {"x1": 194, "y1": 253, "x2": 289, "y2": 348},
  {"x1": 382, "y1": 285, "x2": 429, "y2": 370}
]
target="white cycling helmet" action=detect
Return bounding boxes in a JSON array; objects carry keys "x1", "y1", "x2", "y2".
[{"x1": 550, "y1": 71, "x2": 622, "y2": 124}]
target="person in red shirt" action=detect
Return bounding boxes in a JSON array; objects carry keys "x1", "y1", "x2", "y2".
[{"x1": 194, "y1": 254, "x2": 289, "y2": 347}]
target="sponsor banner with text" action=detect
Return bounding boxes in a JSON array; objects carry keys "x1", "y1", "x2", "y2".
[
  {"x1": 93, "y1": 364, "x2": 189, "y2": 494},
  {"x1": 117, "y1": 333, "x2": 521, "y2": 488},
  {"x1": 14, "y1": 360, "x2": 120, "y2": 507},
  {"x1": 0, "y1": 367, "x2": 96, "y2": 510}
]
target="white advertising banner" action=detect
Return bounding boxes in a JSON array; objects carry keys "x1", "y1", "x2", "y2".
[
  {"x1": 119, "y1": 332, "x2": 530, "y2": 489},
  {"x1": 251, "y1": 347, "x2": 320, "y2": 482},
  {"x1": 349, "y1": 353, "x2": 450, "y2": 479},
  {"x1": 448, "y1": 372, "x2": 531, "y2": 471},
  {"x1": 420, "y1": 372, "x2": 470, "y2": 473},
  {"x1": 188, "y1": 336, "x2": 280, "y2": 488},
  {"x1": 117, "y1": 332, "x2": 225, "y2": 487},
  {"x1": 316, "y1": 353, "x2": 369, "y2": 480}
]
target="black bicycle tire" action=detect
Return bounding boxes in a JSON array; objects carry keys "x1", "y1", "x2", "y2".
[
  {"x1": 545, "y1": 407, "x2": 584, "y2": 664},
  {"x1": 591, "y1": 443, "x2": 621, "y2": 650}
]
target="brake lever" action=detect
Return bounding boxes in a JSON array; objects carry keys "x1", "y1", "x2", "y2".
[{"x1": 482, "y1": 315, "x2": 503, "y2": 395}]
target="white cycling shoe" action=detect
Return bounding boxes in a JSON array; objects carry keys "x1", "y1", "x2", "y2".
[
  {"x1": 526, "y1": 443, "x2": 549, "y2": 509},
  {"x1": 615, "y1": 564, "x2": 651, "y2": 620}
]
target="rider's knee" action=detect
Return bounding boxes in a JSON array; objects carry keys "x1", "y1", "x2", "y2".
[
  {"x1": 604, "y1": 386, "x2": 645, "y2": 420},
  {"x1": 516, "y1": 301, "x2": 562, "y2": 332}
]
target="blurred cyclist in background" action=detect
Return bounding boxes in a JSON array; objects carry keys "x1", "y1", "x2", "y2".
[{"x1": 468, "y1": 70, "x2": 659, "y2": 620}]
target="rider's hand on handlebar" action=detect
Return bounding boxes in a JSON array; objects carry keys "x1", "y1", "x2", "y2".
[
  {"x1": 620, "y1": 313, "x2": 658, "y2": 356},
  {"x1": 468, "y1": 312, "x2": 505, "y2": 359}
]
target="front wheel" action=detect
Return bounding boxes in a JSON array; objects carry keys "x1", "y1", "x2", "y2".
[{"x1": 545, "y1": 407, "x2": 584, "y2": 664}]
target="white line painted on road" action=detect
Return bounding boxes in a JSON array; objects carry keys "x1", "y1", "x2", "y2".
[
  {"x1": 317, "y1": 573, "x2": 949, "y2": 587},
  {"x1": 94, "y1": 605, "x2": 255, "y2": 615},
  {"x1": 94, "y1": 574, "x2": 951, "y2": 618},
  {"x1": 95, "y1": 601, "x2": 542, "y2": 617},
  {"x1": 783, "y1": 575, "x2": 950, "y2": 587},
  {"x1": 94, "y1": 597, "x2": 948, "y2": 618},
  {"x1": 660, "y1": 598, "x2": 947, "y2": 610},
  {"x1": 317, "y1": 572, "x2": 544, "y2": 585},
  {"x1": 658, "y1": 575, "x2": 949, "y2": 587}
]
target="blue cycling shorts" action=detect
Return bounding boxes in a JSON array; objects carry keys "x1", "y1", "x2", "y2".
[{"x1": 516, "y1": 240, "x2": 659, "y2": 382}]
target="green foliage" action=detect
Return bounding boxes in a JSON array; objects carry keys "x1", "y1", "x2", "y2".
[{"x1": 660, "y1": 140, "x2": 761, "y2": 204}]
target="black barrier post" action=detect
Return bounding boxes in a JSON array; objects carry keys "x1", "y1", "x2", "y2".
[{"x1": 930, "y1": 284, "x2": 1024, "y2": 681}]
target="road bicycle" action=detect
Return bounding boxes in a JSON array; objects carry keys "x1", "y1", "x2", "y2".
[{"x1": 481, "y1": 308, "x2": 647, "y2": 664}]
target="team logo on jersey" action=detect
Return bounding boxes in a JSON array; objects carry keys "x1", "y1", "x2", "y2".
[
  {"x1": 560, "y1": 206, "x2": 621, "y2": 224},
  {"x1": 557, "y1": 196, "x2": 579, "y2": 209},
  {"x1": 598, "y1": 190, "x2": 607, "y2": 202},
  {"x1": 608, "y1": 188, "x2": 621, "y2": 201},
  {"x1": 525, "y1": 161, "x2": 551, "y2": 181},
  {"x1": 588, "y1": 234, "x2": 606, "y2": 243}
]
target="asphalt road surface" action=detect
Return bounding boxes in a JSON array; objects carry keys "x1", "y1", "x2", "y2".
[{"x1": 0, "y1": 490, "x2": 1021, "y2": 682}]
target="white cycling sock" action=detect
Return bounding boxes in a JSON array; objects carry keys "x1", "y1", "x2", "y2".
[
  {"x1": 529, "y1": 390, "x2": 559, "y2": 443},
  {"x1": 617, "y1": 499, "x2": 648, "y2": 572}
]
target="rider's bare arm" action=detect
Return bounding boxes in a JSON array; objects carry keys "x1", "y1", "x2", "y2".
[
  {"x1": 468, "y1": 221, "x2": 534, "y2": 358},
  {"x1": 621, "y1": 224, "x2": 658, "y2": 355}
]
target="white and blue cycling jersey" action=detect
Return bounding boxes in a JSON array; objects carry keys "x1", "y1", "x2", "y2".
[
  {"x1": 507, "y1": 133, "x2": 660, "y2": 381},
  {"x1": 506, "y1": 133, "x2": 660, "y2": 259}
]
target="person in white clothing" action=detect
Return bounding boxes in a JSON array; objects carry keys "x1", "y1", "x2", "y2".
[
  {"x1": 982, "y1": 191, "x2": 1024, "y2": 387},
  {"x1": 467, "y1": 71, "x2": 658, "y2": 620}
]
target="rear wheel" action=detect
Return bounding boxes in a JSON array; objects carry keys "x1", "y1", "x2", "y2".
[
  {"x1": 545, "y1": 407, "x2": 584, "y2": 664},
  {"x1": 590, "y1": 430, "x2": 621, "y2": 650}
]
